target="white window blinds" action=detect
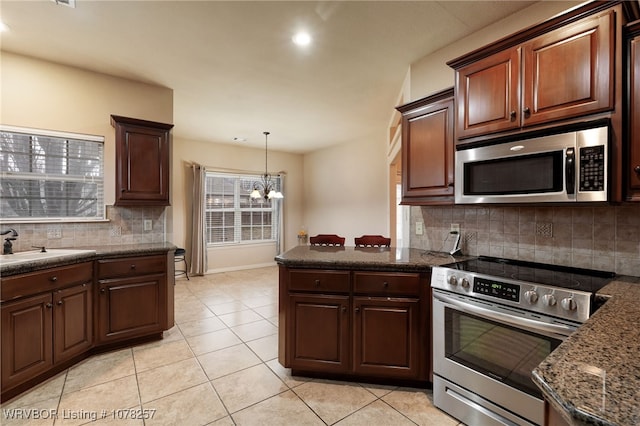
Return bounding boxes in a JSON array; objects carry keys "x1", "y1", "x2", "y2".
[
  {"x1": 0, "y1": 127, "x2": 105, "y2": 221},
  {"x1": 205, "y1": 172, "x2": 281, "y2": 245}
]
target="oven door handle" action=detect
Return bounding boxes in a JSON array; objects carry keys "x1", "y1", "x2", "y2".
[{"x1": 434, "y1": 292, "x2": 576, "y2": 338}]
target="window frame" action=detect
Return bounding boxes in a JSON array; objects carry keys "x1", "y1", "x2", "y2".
[
  {"x1": 0, "y1": 125, "x2": 106, "y2": 223},
  {"x1": 204, "y1": 171, "x2": 281, "y2": 246}
]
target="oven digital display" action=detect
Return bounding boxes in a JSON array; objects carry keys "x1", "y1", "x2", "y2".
[{"x1": 473, "y1": 278, "x2": 520, "y2": 302}]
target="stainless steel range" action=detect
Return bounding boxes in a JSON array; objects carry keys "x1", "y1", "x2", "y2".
[{"x1": 430, "y1": 256, "x2": 615, "y2": 426}]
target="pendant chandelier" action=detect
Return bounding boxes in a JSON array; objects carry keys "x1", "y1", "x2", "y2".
[{"x1": 250, "y1": 131, "x2": 283, "y2": 200}]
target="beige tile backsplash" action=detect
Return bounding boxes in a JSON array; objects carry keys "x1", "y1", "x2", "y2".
[
  {"x1": 411, "y1": 205, "x2": 640, "y2": 276},
  {"x1": 3, "y1": 206, "x2": 166, "y2": 252}
]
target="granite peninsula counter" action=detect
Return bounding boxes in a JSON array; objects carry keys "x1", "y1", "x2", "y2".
[
  {"x1": 533, "y1": 275, "x2": 640, "y2": 426},
  {"x1": 274, "y1": 245, "x2": 469, "y2": 271},
  {"x1": 275, "y1": 245, "x2": 470, "y2": 384}
]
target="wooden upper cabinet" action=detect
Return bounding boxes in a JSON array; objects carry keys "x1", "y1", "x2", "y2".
[
  {"x1": 396, "y1": 88, "x2": 455, "y2": 205},
  {"x1": 627, "y1": 20, "x2": 640, "y2": 200},
  {"x1": 452, "y1": 7, "x2": 615, "y2": 140},
  {"x1": 522, "y1": 11, "x2": 614, "y2": 126},
  {"x1": 111, "y1": 115, "x2": 174, "y2": 206},
  {"x1": 456, "y1": 49, "x2": 520, "y2": 137}
]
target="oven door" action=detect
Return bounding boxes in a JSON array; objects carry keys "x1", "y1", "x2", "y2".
[{"x1": 432, "y1": 289, "x2": 577, "y2": 426}]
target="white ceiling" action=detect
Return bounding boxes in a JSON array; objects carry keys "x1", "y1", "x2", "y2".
[{"x1": 0, "y1": 0, "x2": 536, "y2": 153}]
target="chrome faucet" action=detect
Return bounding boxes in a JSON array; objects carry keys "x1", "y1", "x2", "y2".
[{"x1": 1, "y1": 228, "x2": 18, "y2": 255}]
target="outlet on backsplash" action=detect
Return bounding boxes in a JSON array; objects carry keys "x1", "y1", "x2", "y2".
[
  {"x1": 144, "y1": 220, "x2": 152, "y2": 231},
  {"x1": 47, "y1": 225, "x2": 62, "y2": 239}
]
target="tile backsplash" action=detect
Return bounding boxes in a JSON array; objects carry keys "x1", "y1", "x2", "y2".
[
  {"x1": 1, "y1": 206, "x2": 166, "y2": 252},
  {"x1": 411, "y1": 205, "x2": 640, "y2": 276}
]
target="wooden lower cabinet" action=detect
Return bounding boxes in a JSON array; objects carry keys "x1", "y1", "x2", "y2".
[
  {"x1": 1, "y1": 261, "x2": 93, "y2": 394},
  {"x1": 1, "y1": 293, "x2": 53, "y2": 391},
  {"x1": 53, "y1": 284, "x2": 93, "y2": 364},
  {"x1": 280, "y1": 266, "x2": 429, "y2": 382},
  {"x1": 1, "y1": 251, "x2": 173, "y2": 401},
  {"x1": 289, "y1": 294, "x2": 350, "y2": 373},
  {"x1": 96, "y1": 254, "x2": 169, "y2": 343},
  {"x1": 353, "y1": 297, "x2": 420, "y2": 379}
]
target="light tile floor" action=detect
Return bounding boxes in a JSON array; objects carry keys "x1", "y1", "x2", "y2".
[{"x1": 1, "y1": 266, "x2": 462, "y2": 425}]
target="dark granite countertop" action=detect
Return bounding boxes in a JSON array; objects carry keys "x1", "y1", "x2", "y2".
[
  {"x1": 0, "y1": 242, "x2": 177, "y2": 277},
  {"x1": 274, "y1": 245, "x2": 470, "y2": 272},
  {"x1": 532, "y1": 275, "x2": 640, "y2": 426}
]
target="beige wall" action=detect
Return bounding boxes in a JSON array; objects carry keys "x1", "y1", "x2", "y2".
[
  {"x1": 303, "y1": 134, "x2": 389, "y2": 244},
  {"x1": 171, "y1": 136, "x2": 304, "y2": 272},
  {"x1": 0, "y1": 51, "x2": 173, "y2": 207}
]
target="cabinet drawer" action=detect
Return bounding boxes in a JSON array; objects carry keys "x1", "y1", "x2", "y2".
[
  {"x1": 97, "y1": 255, "x2": 166, "y2": 279},
  {"x1": 289, "y1": 270, "x2": 350, "y2": 293},
  {"x1": 1, "y1": 262, "x2": 93, "y2": 302},
  {"x1": 353, "y1": 272, "x2": 420, "y2": 296}
]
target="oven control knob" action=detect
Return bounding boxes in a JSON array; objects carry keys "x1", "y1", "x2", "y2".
[
  {"x1": 561, "y1": 297, "x2": 577, "y2": 311},
  {"x1": 542, "y1": 294, "x2": 557, "y2": 307},
  {"x1": 460, "y1": 278, "x2": 470, "y2": 289},
  {"x1": 524, "y1": 290, "x2": 539, "y2": 304},
  {"x1": 448, "y1": 275, "x2": 458, "y2": 286}
]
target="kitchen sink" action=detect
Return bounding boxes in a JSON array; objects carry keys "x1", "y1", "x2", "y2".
[{"x1": 0, "y1": 249, "x2": 97, "y2": 266}]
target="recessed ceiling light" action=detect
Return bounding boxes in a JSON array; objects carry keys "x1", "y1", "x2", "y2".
[
  {"x1": 0, "y1": 21, "x2": 9, "y2": 32},
  {"x1": 233, "y1": 137, "x2": 247, "y2": 142},
  {"x1": 292, "y1": 32, "x2": 312, "y2": 47}
]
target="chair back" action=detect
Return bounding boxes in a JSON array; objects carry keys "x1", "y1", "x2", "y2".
[
  {"x1": 309, "y1": 234, "x2": 346, "y2": 247},
  {"x1": 354, "y1": 235, "x2": 391, "y2": 247}
]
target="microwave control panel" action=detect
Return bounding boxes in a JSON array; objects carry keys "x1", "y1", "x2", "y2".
[{"x1": 579, "y1": 145, "x2": 605, "y2": 192}]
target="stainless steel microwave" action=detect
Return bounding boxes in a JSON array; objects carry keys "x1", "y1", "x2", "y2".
[{"x1": 455, "y1": 124, "x2": 609, "y2": 204}]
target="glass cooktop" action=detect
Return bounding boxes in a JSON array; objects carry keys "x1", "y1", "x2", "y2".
[{"x1": 444, "y1": 256, "x2": 615, "y2": 293}]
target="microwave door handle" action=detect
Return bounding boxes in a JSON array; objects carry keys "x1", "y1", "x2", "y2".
[{"x1": 566, "y1": 147, "x2": 575, "y2": 195}]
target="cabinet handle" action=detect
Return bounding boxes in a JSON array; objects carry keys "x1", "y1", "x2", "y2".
[
  {"x1": 49, "y1": 276, "x2": 58, "y2": 282},
  {"x1": 130, "y1": 264, "x2": 136, "y2": 270},
  {"x1": 510, "y1": 110, "x2": 516, "y2": 119},
  {"x1": 355, "y1": 307, "x2": 360, "y2": 313},
  {"x1": 46, "y1": 303, "x2": 53, "y2": 309},
  {"x1": 342, "y1": 306, "x2": 347, "y2": 313},
  {"x1": 383, "y1": 281, "x2": 389, "y2": 288},
  {"x1": 314, "y1": 279, "x2": 320, "y2": 286},
  {"x1": 100, "y1": 288, "x2": 106, "y2": 294},
  {"x1": 57, "y1": 300, "x2": 63, "y2": 306},
  {"x1": 634, "y1": 165, "x2": 640, "y2": 174},
  {"x1": 523, "y1": 107, "x2": 531, "y2": 117}
]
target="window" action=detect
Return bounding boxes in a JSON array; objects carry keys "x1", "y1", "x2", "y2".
[
  {"x1": 0, "y1": 126, "x2": 105, "y2": 221},
  {"x1": 205, "y1": 172, "x2": 281, "y2": 245}
]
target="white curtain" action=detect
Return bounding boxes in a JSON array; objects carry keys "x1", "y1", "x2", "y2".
[{"x1": 190, "y1": 163, "x2": 207, "y2": 275}]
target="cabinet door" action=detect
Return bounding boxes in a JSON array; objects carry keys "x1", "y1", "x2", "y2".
[
  {"x1": 399, "y1": 89, "x2": 455, "y2": 204},
  {"x1": 97, "y1": 274, "x2": 164, "y2": 343},
  {"x1": 111, "y1": 115, "x2": 173, "y2": 206},
  {"x1": 1, "y1": 294, "x2": 53, "y2": 390},
  {"x1": 455, "y1": 48, "x2": 520, "y2": 139},
  {"x1": 629, "y1": 30, "x2": 640, "y2": 199},
  {"x1": 353, "y1": 297, "x2": 420, "y2": 379},
  {"x1": 522, "y1": 11, "x2": 614, "y2": 127},
  {"x1": 288, "y1": 294, "x2": 350, "y2": 374},
  {"x1": 53, "y1": 284, "x2": 92, "y2": 363}
]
